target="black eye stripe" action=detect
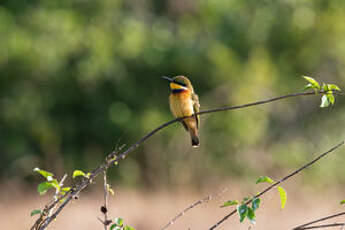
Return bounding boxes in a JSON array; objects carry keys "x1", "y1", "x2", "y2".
[{"x1": 174, "y1": 81, "x2": 187, "y2": 87}]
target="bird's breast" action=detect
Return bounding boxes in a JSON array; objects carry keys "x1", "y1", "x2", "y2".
[{"x1": 169, "y1": 91, "x2": 194, "y2": 118}]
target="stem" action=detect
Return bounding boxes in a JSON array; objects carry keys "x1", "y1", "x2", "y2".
[
  {"x1": 161, "y1": 188, "x2": 229, "y2": 230},
  {"x1": 103, "y1": 169, "x2": 108, "y2": 230},
  {"x1": 294, "y1": 223, "x2": 345, "y2": 229}
]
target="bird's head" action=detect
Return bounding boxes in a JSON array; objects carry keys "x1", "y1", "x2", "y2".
[{"x1": 162, "y1": 75, "x2": 194, "y2": 92}]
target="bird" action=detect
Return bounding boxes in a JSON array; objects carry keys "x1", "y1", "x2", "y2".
[{"x1": 162, "y1": 75, "x2": 200, "y2": 147}]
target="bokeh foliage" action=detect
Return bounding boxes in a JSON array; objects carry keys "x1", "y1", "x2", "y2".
[{"x1": 1, "y1": 0, "x2": 345, "y2": 188}]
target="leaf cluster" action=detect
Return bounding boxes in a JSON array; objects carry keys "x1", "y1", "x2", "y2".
[
  {"x1": 110, "y1": 218, "x2": 135, "y2": 230},
  {"x1": 256, "y1": 176, "x2": 287, "y2": 209},
  {"x1": 30, "y1": 168, "x2": 71, "y2": 217},
  {"x1": 221, "y1": 176, "x2": 287, "y2": 225},
  {"x1": 33, "y1": 168, "x2": 71, "y2": 196},
  {"x1": 303, "y1": 76, "x2": 341, "y2": 108}
]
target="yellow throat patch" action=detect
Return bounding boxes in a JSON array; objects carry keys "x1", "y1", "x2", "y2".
[{"x1": 170, "y1": 82, "x2": 186, "y2": 90}]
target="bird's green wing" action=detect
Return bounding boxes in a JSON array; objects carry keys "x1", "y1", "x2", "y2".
[{"x1": 192, "y1": 93, "x2": 200, "y2": 127}]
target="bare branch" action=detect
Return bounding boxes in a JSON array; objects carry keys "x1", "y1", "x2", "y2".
[
  {"x1": 101, "y1": 169, "x2": 109, "y2": 230},
  {"x1": 31, "y1": 90, "x2": 340, "y2": 230},
  {"x1": 293, "y1": 212, "x2": 345, "y2": 230},
  {"x1": 161, "y1": 188, "x2": 229, "y2": 230},
  {"x1": 294, "y1": 223, "x2": 345, "y2": 229},
  {"x1": 209, "y1": 141, "x2": 344, "y2": 230}
]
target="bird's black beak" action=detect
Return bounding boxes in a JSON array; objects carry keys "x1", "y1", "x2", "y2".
[{"x1": 162, "y1": 76, "x2": 173, "y2": 82}]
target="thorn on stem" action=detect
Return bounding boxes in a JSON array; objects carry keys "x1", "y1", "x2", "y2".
[{"x1": 101, "y1": 206, "x2": 107, "y2": 214}]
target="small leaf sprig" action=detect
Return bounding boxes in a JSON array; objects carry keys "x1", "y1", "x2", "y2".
[
  {"x1": 31, "y1": 168, "x2": 71, "y2": 217},
  {"x1": 221, "y1": 197, "x2": 260, "y2": 224},
  {"x1": 303, "y1": 76, "x2": 341, "y2": 108},
  {"x1": 31, "y1": 168, "x2": 92, "y2": 217},
  {"x1": 110, "y1": 218, "x2": 136, "y2": 230},
  {"x1": 72, "y1": 169, "x2": 116, "y2": 195},
  {"x1": 33, "y1": 168, "x2": 71, "y2": 197},
  {"x1": 221, "y1": 176, "x2": 287, "y2": 225},
  {"x1": 256, "y1": 176, "x2": 287, "y2": 209}
]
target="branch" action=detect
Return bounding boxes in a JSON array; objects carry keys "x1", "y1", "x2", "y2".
[
  {"x1": 161, "y1": 188, "x2": 229, "y2": 230},
  {"x1": 294, "y1": 223, "x2": 345, "y2": 230},
  {"x1": 31, "y1": 90, "x2": 338, "y2": 230},
  {"x1": 293, "y1": 212, "x2": 345, "y2": 230},
  {"x1": 30, "y1": 174, "x2": 69, "y2": 230},
  {"x1": 49, "y1": 174, "x2": 67, "y2": 217},
  {"x1": 98, "y1": 169, "x2": 111, "y2": 229},
  {"x1": 209, "y1": 141, "x2": 344, "y2": 230}
]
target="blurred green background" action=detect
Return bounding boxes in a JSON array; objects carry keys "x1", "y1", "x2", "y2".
[{"x1": 1, "y1": 0, "x2": 345, "y2": 189}]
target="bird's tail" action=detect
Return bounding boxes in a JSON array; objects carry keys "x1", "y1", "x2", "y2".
[{"x1": 190, "y1": 128, "x2": 200, "y2": 147}]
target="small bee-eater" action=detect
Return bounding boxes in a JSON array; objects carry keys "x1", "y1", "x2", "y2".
[{"x1": 163, "y1": 75, "x2": 200, "y2": 147}]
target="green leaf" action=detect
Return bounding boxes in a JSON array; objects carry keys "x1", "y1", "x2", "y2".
[
  {"x1": 237, "y1": 204, "x2": 248, "y2": 222},
  {"x1": 61, "y1": 187, "x2": 71, "y2": 192},
  {"x1": 124, "y1": 226, "x2": 136, "y2": 230},
  {"x1": 340, "y1": 200, "x2": 345, "y2": 205},
  {"x1": 30, "y1": 209, "x2": 41, "y2": 217},
  {"x1": 327, "y1": 94, "x2": 335, "y2": 105},
  {"x1": 114, "y1": 217, "x2": 124, "y2": 227},
  {"x1": 72, "y1": 170, "x2": 85, "y2": 178},
  {"x1": 110, "y1": 225, "x2": 121, "y2": 230},
  {"x1": 107, "y1": 184, "x2": 115, "y2": 196},
  {"x1": 303, "y1": 83, "x2": 313, "y2": 91},
  {"x1": 221, "y1": 200, "x2": 239, "y2": 207},
  {"x1": 277, "y1": 186, "x2": 287, "y2": 209},
  {"x1": 60, "y1": 187, "x2": 71, "y2": 195},
  {"x1": 33, "y1": 168, "x2": 54, "y2": 179},
  {"x1": 49, "y1": 179, "x2": 60, "y2": 189},
  {"x1": 322, "y1": 83, "x2": 329, "y2": 92},
  {"x1": 328, "y1": 84, "x2": 341, "y2": 91},
  {"x1": 247, "y1": 207, "x2": 255, "y2": 224},
  {"x1": 252, "y1": 198, "x2": 260, "y2": 211},
  {"x1": 242, "y1": 197, "x2": 249, "y2": 202},
  {"x1": 320, "y1": 94, "x2": 330, "y2": 108},
  {"x1": 37, "y1": 182, "x2": 54, "y2": 195},
  {"x1": 256, "y1": 176, "x2": 274, "y2": 184},
  {"x1": 303, "y1": 76, "x2": 320, "y2": 89}
]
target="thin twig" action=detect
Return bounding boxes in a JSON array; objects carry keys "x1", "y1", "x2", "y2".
[
  {"x1": 31, "y1": 90, "x2": 339, "y2": 230},
  {"x1": 30, "y1": 189, "x2": 72, "y2": 230},
  {"x1": 293, "y1": 212, "x2": 345, "y2": 230},
  {"x1": 209, "y1": 141, "x2": 344, "y2": 230},
  {"x1": 295, "y1": 223, "x2": 345, "y2": 229},
  {"x1": 31, "y1": 174, "x2": 69, "y2": 230},
  {"x1": 161, "y1": 188, "x2": 229, "y2": 230},
  {"x1": 49, "y1": 174, "x2": 67, "y2": 217},
  {"x1": 101, "y1": 169, "x2": 109, "y2": 230}
]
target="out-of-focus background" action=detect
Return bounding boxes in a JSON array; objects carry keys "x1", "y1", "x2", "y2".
[{"x1": 1, "y1": 0, "x2": 345, "y2": 229}]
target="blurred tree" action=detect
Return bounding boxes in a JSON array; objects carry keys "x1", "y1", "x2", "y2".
[{"x1": 0, "y1": 0, "x2": 345, "y2": 188}]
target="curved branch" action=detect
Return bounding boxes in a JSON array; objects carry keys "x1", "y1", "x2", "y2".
[
  {"x1": 293, "y1": 211, "x2": 345, "y2": 230},
  {"x1": 209, "y1": 141, "x2": 344, "y2": 230},
  {"x1": 32, "y1": 90, "x2": 335, "y2": 230},
  {"x1": 294, "y1": 223, "x2": 345, "y2": 230}
]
